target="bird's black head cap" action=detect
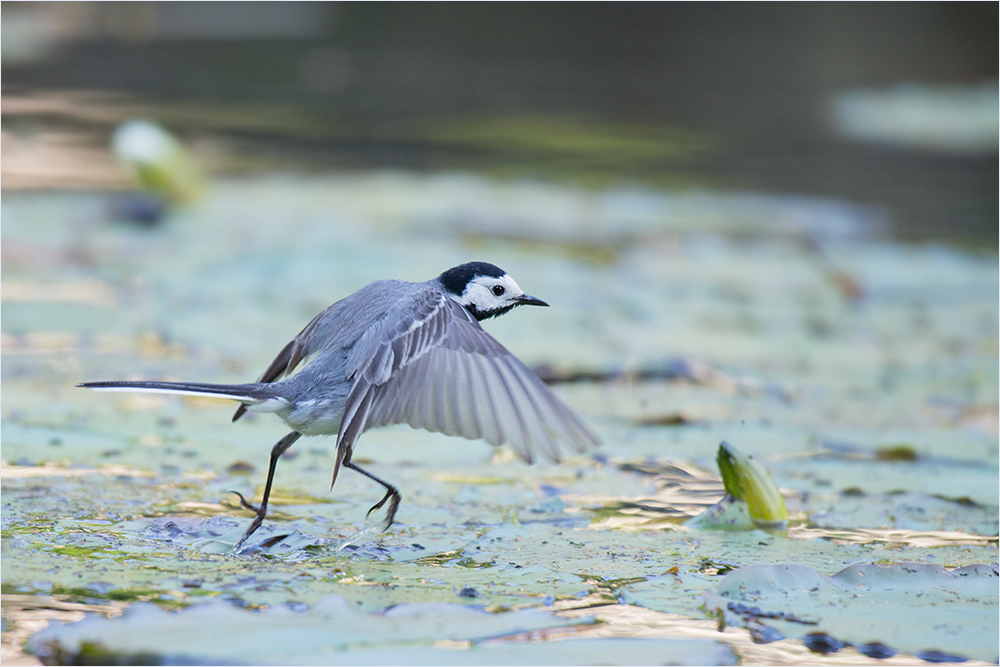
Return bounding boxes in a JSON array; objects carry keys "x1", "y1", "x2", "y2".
[{"x1": 438, "y1": 262, "x2": 506, "y2": 296}]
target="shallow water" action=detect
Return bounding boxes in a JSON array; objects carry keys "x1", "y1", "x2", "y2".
[{"x1": 2, "y1": 175, "x2": 997, "y2": 664}]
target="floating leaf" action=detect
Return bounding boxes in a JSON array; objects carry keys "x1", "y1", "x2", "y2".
[{"x1": 708, "y1": 562, "x2": 998, "y2": 662}]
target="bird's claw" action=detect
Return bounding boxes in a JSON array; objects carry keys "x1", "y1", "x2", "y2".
[
  {"x1": 234, "y1": 514, "x2": 264, "y2": 554},
  {"x1": 365, "y1": 490, "x2": 400, "y2": 530},
  {"x1": 230, "y1": 490, "x2": 260, "y2": 513}
]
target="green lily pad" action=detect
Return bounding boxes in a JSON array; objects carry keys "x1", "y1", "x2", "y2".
[
  {"x1": 28, "y1": 595, "x2": 737, "y2": 665},
  {"x1": 707, "y1": 562, "x2": 998, "y2": 662}
]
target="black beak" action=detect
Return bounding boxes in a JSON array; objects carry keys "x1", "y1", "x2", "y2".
[{"x1": 517, "y1": 293, "x2": 549, "y2": 307}]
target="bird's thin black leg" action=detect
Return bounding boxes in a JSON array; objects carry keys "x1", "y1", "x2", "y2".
[
  {"x1": 233, "y1": 431, "x2": 301, "y2": 552},
  {"x1": 342, "y1": 457, "x2": 401, "y2": 529}
]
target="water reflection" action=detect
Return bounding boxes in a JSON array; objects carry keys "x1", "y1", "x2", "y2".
[{"x1": 790, "y1": 526, "x2": 998, "y2": 549}]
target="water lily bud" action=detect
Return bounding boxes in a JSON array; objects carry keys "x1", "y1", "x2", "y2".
[
  {"x1": 112, "y1": 120, "x2": 205, "y2": 205},
  {"x1": 716, "y1": 441, "x2": 788, "y2": 526}
]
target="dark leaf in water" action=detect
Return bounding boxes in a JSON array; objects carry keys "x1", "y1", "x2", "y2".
[
  {"x1": 917, "y1": 649, "x2": 969, "y2": 663},
  {"x1": 803, "y1": 632, "x2": 847, "y2": 654},
  {"x1": 856, "y1": 642, "x2": 896, "y2": 659}
]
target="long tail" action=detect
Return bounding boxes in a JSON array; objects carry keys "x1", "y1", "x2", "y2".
[{"x1": 77, "y1": 380, "x2": 285, "y2": 411}]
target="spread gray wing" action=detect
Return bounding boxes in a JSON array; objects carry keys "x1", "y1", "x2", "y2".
[{"x1": 330, "y1": 288, "x2": 598, "y2": 485}]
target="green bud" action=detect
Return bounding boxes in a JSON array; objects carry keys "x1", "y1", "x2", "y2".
[
  {"x1": 716, "y1": 441, "x2": 788, "y2": 526},
  {"x1": 112, "y1": 120, "x2": 206, "y2": 205}
]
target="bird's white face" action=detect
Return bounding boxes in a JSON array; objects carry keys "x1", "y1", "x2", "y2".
[{"x1": 454, "y1": 274, "x2": 526, "y2": 314}]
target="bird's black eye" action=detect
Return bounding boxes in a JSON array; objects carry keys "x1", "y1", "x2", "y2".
[{"x1": 492, "y1": 285, "x2": 505, "y2": 297}]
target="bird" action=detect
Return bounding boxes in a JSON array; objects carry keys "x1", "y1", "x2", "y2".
[{"x1": 79, "y1": 262, "x2": 599, "y2": 552}]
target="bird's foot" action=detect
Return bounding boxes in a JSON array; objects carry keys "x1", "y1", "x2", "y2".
[
  {"x1": 365, "y1": 488, "x2": 401, "y2": 530},
  {"x1": 229, "y1": 490, "x2": 260, "y2": 513},
  {"x1": 234, "y1": 513, "x2": 265, "y2": 554}
]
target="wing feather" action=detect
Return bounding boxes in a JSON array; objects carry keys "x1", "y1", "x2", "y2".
[
  {"x1": 334, "y1": 286, "x2": 598, "y2": 466},
  {"x1": 452, "y1": 351, "x2": 482, "y2": 440},
  {"x1": 468, "y1": 353, "x2": 505, "y2": 450},
  {"x1": 489, "y1": 354, "x2": 536, "y2": 461},
  {"x1": 499, "y1": 358, "x2": 557, "y2": 461}
]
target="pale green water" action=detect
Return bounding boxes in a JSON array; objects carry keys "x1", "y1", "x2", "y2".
[{"x1": 2, "y1": 174, "x2": 997, "y2": 664}]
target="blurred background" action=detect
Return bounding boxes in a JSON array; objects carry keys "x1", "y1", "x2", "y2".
[{"x1": 3, "y1": 2, "x2": 997, "y2": 245}]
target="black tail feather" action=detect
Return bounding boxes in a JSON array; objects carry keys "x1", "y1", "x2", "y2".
[{"x1": 77, "y1": 380, "x2": 272, "y2": 403}]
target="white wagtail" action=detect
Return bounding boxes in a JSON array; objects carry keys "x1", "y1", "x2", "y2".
[{"x1": 80, "y1": 262, "x2": 598, "y2": 551}]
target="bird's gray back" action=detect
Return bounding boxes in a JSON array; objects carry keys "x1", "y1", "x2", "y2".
[
  {"x1": 269, "y1": 280, "x2": 448, "y2": 435},
  {"x1": 304, "y1": 280, "x2": 432, "y2": 351}
]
